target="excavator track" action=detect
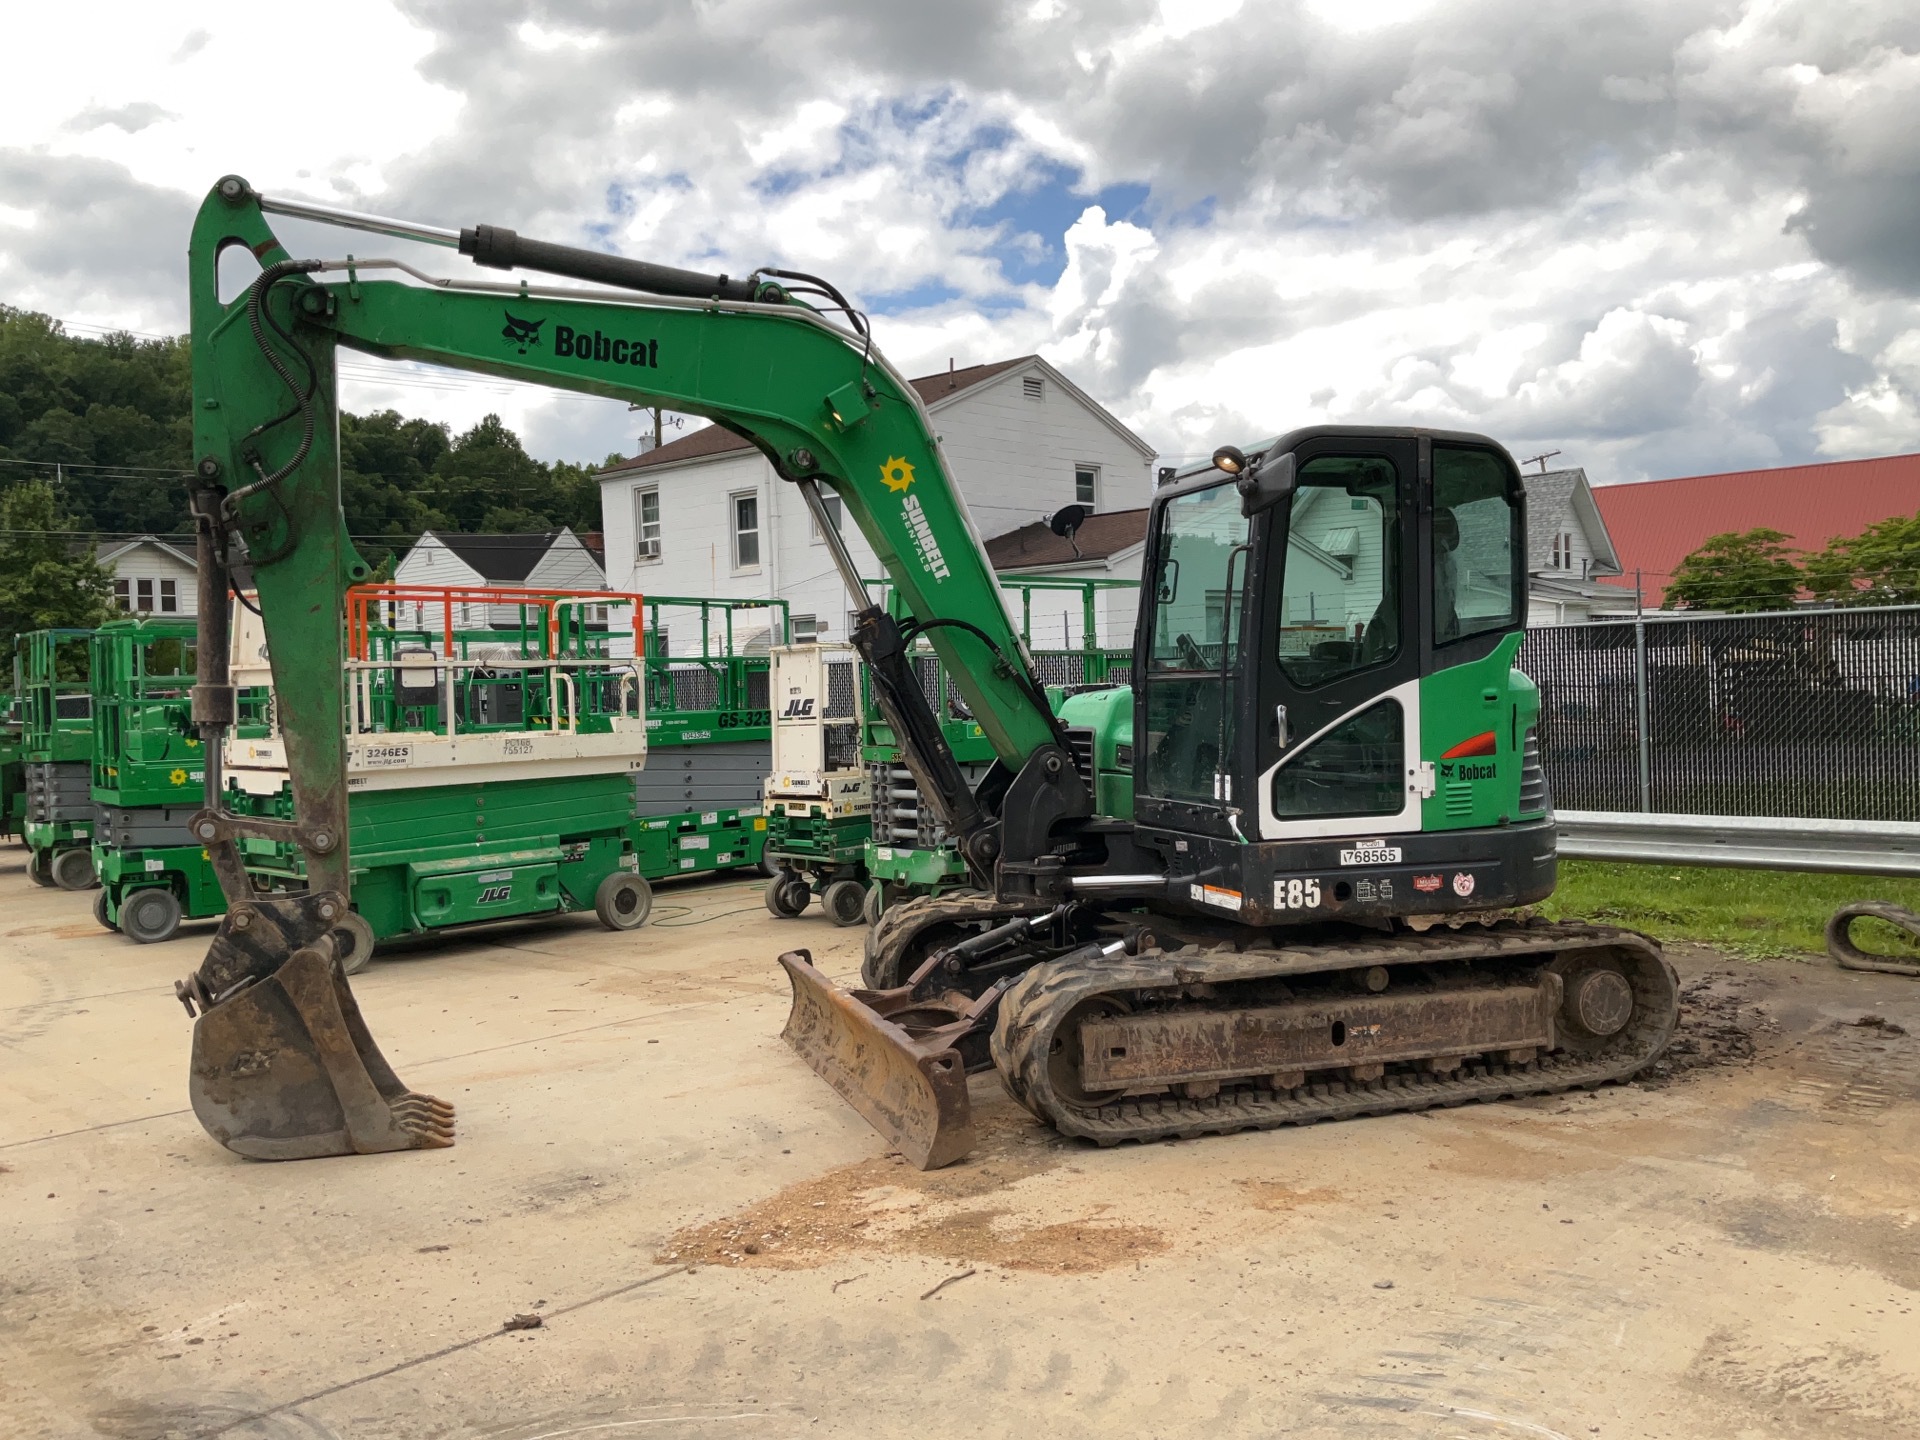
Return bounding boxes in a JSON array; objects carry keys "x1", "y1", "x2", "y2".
[
  {"x1": 992, "y1": 920, "x2": 1676, "y2": 1147},
  {"x1": 862, "y1": 889, "x2": 1030, "y2": 989}
]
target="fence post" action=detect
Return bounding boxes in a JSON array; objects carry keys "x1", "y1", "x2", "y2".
[{"x1": 1634, "y1": 618, "x2": 1652, "y2": 812}]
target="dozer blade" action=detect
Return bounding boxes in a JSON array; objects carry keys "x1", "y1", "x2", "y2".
[
  {"x1": 186, "y1": 934, "x2": 454, "y2": 1161},
  {"x1": 778, "y1": 949, "x2": 977, "y2": 1171}
]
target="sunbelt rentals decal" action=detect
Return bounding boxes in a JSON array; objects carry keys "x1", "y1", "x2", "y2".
[{"x1": 880, "y1": 457, "x2": 952, "y2": 582}]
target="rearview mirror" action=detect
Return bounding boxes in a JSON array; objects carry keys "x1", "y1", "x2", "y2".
[{"x1": 1238, "y1": 450, "x2": 1296, "y2": 517}]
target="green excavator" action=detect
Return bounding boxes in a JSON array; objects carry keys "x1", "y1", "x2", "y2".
[{"x1": 176, "y1": 176, "x2": 1677, "y2": 1163}]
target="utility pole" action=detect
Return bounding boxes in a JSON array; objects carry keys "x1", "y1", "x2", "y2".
[
  {"x1": 626, "y1": 404, "x2": 684, "y2": 454},
  {"x1": 1522, "y1": 450, "x2": 1563, "y2": 474}
]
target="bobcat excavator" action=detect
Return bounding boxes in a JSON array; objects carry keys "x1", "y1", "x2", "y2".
[{"x1": 177, "y1": 175, "x2": 1677, "y2": 1163}]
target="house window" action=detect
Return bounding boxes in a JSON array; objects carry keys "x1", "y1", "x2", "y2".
[
  {"x1": 791, "y1": 614, "x2": 821, "y2": 642},
  {"x1": 811, "y1": 493, "x2": 843, "y2": 542},
  {"x1": 136, "y1": 578, "x2": 154, "y2": 611},
  {"x1": 634, "y1": 486, "x2": 661, "y2": 561},
  {"x1": 1551, "y1": 532, "x2": 1573, "y2": 569},
  {"x1": 731, "y1": 491, "x2": 760, "y2": 570},
  {"x1": 1023, "y1": 375, "x2": 1045, "y2": 401},
  {"x1": 1075, "y1": 464, "x2": 1099, "y2": 508},
  {"x1": 114, "y1": 579, "x2": 130, "y2": 611},
  {"x1": 160, "y1": 579, "x2": 178, "y2": 613}
]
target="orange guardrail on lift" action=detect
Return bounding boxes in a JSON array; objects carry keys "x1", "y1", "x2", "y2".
[{"x1": 344, "y1": 584, "x2": 645, "y2": 662}]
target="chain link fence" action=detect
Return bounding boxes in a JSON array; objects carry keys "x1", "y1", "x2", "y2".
[{"x1": 1519, "y1": 605, "x2": 1920, "y2": 821}]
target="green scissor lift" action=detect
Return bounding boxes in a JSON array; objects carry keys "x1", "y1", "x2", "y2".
[
  {"x1": 225, "y1": 586, "x2": 653, "y2": 964},
  {"x1": 630, "y1": 595, "x2": 787, "y2": 885},
  {"x1": 223, "y1": 588, "x2": 784, "y2": 966},
  {"x1": 18, "y1": 628, "x2": 100, "y2": 890},
  {"x1": 760, "y1": 576, "x2": 1139, "y2": 927},
  {"x1": 858, "y1": 576, "x2": 1138, "y2": 922},
  {"x1": 89, "y1": 618, "x2": 227, "y2": 942},
  {"x1": 0, "y1": 690, "x2": 24, "y2": 843}
]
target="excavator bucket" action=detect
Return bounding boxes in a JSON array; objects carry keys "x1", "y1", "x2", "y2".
[
  {"x1": 777, "y1": 949, "x2": 978, "y2": 1170},
  {"x1": 184, "y1": 927, "x2": 454, "y2": 1161}
]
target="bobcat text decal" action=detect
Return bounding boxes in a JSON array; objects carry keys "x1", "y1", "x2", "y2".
[{"x1": 553, "y1": 324, "x2": 660, "y2": 368}]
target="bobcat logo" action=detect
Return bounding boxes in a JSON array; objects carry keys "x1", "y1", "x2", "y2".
[{"x1": 501, "y1": 311, "x2": 544, "y2": 354}]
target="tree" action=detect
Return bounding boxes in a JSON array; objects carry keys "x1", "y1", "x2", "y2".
[
  {"x1": 2, "y1": 307, "x2": 620, "y2": 554},
  {"x1": 0, "y1": 306, "x2": 193, "y2": 534},
  {"x1": 0, "y1": 479, "x2": 118, "y2": 651},
  {"x1": 1804, "y1": 511, "x2": 1920, "y2": 606},
  {"x1": 1664, "y1": 528, "x2": 1804, "y2": 613}
]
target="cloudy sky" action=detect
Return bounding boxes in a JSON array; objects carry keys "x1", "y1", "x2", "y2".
[{"x1": 4, "y1": 0, "x2": 1918, "y2": 493}]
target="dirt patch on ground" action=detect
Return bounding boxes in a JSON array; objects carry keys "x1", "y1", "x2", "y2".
[
  {"x1": 1236, "y1": 1181, "x2": 1340, "y2": 1213},
  {"x1": 659, "y1": 1107, "x2": 1167, "y2": 1274},
  {"x1": 1638, "y1": 968, "x2": 1779, "y2": 1085}
]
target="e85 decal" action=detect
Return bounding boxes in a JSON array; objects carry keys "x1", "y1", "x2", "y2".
[{"x1": 1274, "y1": 877, "x2": 1322, "y2": 910}]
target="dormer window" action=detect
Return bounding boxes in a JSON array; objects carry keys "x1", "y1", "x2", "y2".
[{"x1": 1551, "y1": 532, "x2": 1574, "y2": 569}]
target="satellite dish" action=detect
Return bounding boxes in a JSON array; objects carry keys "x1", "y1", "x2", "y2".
[{"x1": 1048, "y1": 504, "x2": 1089, "y2": 560}]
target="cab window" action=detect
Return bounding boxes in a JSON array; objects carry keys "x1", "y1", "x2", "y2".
[
  {"x1": 1143, "y1": 480, "x2": 1248, "y2": 803},
  {"x1": 1270, "y1": 699, "x2": 1405, "y2": 819},
  {"x1": 1433, "y1": 446, "x2": 1521, "y2": 645},
  {"x1": 1276, "y1": 456, "x2": 1400, "y2": 689}
]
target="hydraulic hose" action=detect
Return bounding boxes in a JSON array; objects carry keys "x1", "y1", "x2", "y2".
[{"x1": 226, "y1": 259, "x2": 323, "y2": 510}]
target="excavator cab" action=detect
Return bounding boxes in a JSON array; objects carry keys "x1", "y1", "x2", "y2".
[{"x1": 1133, "y1": 428, "x2": 1552, "y2": 927}]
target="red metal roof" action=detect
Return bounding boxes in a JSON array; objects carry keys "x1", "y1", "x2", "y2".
[{"x1": 1592, "y1": 452, "x2": 1920, "y2": 602}]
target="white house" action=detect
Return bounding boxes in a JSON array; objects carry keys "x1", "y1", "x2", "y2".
[
  {"x1": 985, "y1": 507, "x2": 1148, "y2": 650},
  {"x1": 391, "y1": 528, "x2": 608, "y2": 629},
  {"x1": 98, "y1": 535, "x2": 198, "y2": 618},
  {"x1": 1523, "y1": 468, "x2": 1631, "y2": 624},
  {"x1": 595, "y1": 356, "x2": 1156, "y2": 654}
]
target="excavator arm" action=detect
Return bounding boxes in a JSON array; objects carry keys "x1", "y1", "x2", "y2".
[{"x1": 177, "y1": 176, "x2": 1082, "y2": 1159}]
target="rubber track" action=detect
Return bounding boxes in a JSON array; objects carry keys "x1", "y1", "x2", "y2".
[
  {"x1": 991, "y1": 921, "x2": 1678, "y2": 1146},
  {"x1": 861, "y1": 889, "x2": 1019, "y2": 989}
]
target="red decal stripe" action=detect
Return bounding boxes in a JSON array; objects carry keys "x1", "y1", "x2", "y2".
[{"x1": 1441, "y1": 730, "x2": 1498, "y2": 759}]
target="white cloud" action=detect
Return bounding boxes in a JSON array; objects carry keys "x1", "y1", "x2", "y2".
[{"x1": 2, "y1": 0, "x2": 1917, "y2": 487}]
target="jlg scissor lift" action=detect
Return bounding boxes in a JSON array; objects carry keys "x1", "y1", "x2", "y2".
[
  {"x1": 90, "y1": 618, "x2": 225, "y2": 941},
  {"x1": 630, "y1": 595, "x2": 788, "y2": 884},
  {"x1": 221, "y1": 584, "x2": 655, "y2": 967},
  {"x1": 858, "y1": 576, "x2": 1138, "y2": 927},
  {"x1": 18, "y1": 627, "x2": 99, "y2": 890}
]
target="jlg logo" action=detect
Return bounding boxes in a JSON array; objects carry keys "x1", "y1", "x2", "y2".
[
  {"x1": 477, "y1": 884, "x2": 513, "y2": 904},
  {"x1": 781, "y1": 698, "x2": 816, "y2": 718}
]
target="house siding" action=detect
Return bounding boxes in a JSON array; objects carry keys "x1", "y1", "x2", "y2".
[
  {"x1": 102, "y1": 542, "x2": 198, "y2": 617},
  {"x1": 523, "y1": 530, "x2": 608, "y2": 592},
  {"x1": 599, "y1": 359, "x2": 1155, "y2": 655}
]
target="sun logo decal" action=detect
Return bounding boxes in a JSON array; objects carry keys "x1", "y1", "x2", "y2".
[
  {"x1": 880, "y1": 456, "x2": 916, "y2": 492},
  {"x1": 169, "y1": 767, "x2": 189, "y2": 786}
]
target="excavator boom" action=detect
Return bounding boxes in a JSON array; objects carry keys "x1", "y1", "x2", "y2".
[{"x1": 179, "y1": 177, "x2": 1068, "y2": 1158}]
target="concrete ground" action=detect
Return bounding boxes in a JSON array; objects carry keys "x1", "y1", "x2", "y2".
[{"x1": 3, "y1": 841, "x2": 1918, "y2": 1440}]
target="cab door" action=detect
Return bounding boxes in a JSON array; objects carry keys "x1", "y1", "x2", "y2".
[{"x1": 1249, "y1": 437, "x2": 1426, "y2": 840}]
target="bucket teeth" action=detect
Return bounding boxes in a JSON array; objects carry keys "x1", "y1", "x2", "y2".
[
  {"x1": 390, "y1": 1096, "x2": 459, "y2": 1143},
  {"x1": 186, "y1": 943, "x2": 456, "y2": 1160}
]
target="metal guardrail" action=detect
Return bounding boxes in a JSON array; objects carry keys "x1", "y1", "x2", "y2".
[{"x1": 1557, "y1": 810, "x2": 1920, "y2": 877}]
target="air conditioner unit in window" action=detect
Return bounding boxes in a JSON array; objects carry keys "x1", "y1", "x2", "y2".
[
  {"x1": 637, "y1": 539, "x2": 660, "y2": 560},
  {"x1": 1320, "y1": 525, "x2": 1361, "y2": 558}
]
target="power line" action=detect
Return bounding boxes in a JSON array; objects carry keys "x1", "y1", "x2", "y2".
[{"x1": 0, "y1": 456, "x2": 193, "y2": 477}]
